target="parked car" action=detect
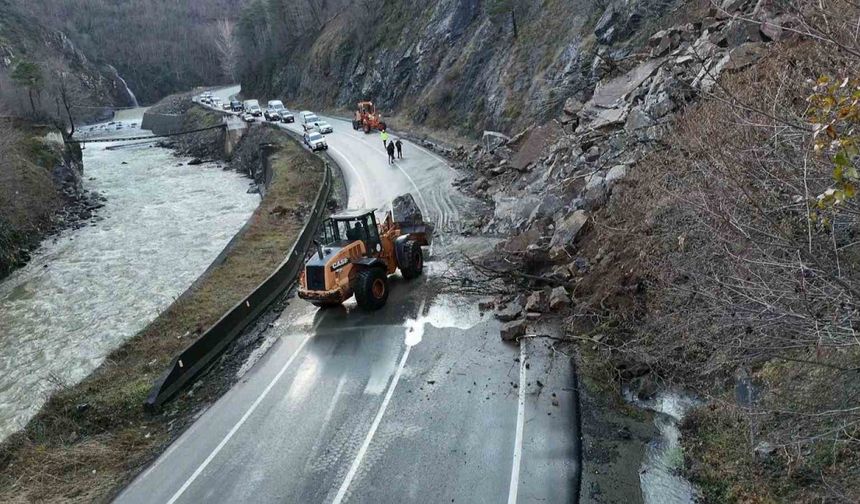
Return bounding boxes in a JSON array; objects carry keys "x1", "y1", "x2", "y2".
[
  {"x1": 242, "y1": 112, "x2": 256, "y2": 123},
  {"x1": 231, "y1": 100, "x2": 243, "y2": 112},
  {"x1": 314, "y1": 120, "x2": 334, "y2": 134},
  {"x1": 222, "y1": 103, "x2": 231, "y2": 111},
  {"x1": 280, "y1": 109, "x2": 295, "y2": 123},
  {"x1": 303, "y1": 131, "x2": 328, "y2": 151}
]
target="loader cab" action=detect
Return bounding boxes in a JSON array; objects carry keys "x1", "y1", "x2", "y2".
[{"x1": 322, "y1": 210, "x2": 381, "y2": 255}]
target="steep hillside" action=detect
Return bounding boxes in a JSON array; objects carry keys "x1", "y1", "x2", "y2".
[
  {"x1": 237, "y1": 0, "x2": 682, "y2": 136},
  {"x1": 0, "y1": 0, "x2": 134, "y2": 123},
  {"x1": 19, "y1": 0, "x2": 246, "y2": 104},
  {"x1": 0, "y1": 0, "x2": 123, "y2": 278}
]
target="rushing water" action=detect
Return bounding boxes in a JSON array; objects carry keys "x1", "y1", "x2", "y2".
[
  {"x1": 0, "y1": 121, "x2": 257, "y2": 441},
  {"x1": 626, "y1": 390, "x2": 702, "y2": 504}
]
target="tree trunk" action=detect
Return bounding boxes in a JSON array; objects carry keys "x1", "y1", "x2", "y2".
[
  {"x1": 511, "y1": 10, "x2": 518, "y2": 39},
  {"x1": 28, "y1": 89, "x2": 36, "y2": 116}
]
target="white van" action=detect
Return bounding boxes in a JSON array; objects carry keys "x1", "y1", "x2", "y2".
[
  {"x1": 300, "y1": 110, "x2": 321, "y2": 131},
  {"x1": 244, "y1": 99, "x2": 262, "y2": 117}
]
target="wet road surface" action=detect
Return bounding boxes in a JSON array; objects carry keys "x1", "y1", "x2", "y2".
[{"x1": 116, "y1": 101, "x2": 580, "y2": 504}]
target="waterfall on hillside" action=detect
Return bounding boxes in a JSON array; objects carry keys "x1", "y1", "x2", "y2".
[
  {"x1": 116, "y1": 73, "x2": 139, "y2": 108},
  {"x1": 107, "y1": 65, "x2": 139, "y2": 108}
]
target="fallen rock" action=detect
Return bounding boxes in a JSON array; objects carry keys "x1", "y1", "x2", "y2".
[
  {"x1": 585, "y1": 173, "x2": 605, "y2": 191},
  {"x1": 724, "y1": 42, "x2": 768, "y2": 71},
  {"x1": 525, "y1": 290, "x2": 548, "y2": 313},
  {"x1": 549, "y1": 287, "x2": 571, "y2": 311},
  {"x1": 393, "y1": 193, "x2": 424, "y2": 223},
  {"x1": 500, "y1": 319, "x2": 527, "y2": 342},
  {"x1": 605, "y1": 164, "x2": 629, "y2": 185},
  {"x1": 550, "y1": 210, "x2": 589, "y2": 248},
  {"x1": 478, "y1": 298, "x2": 496, "y2": 311},
  {"x1": 495, "y1": 301, "x2": 523, "y2": 322},
  {"x1": 563, "y1": 98, "x2": 584, "y2": 116}
]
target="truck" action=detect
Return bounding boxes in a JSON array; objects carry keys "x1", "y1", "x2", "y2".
[{"x1": 352, "y1": 101, "x2": 386, "y2": 134}]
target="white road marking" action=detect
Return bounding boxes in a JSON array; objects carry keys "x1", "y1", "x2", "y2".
[
  {"x1": 508, "y1": 343, "x2": 527, "y2": 504},
  {"x1": 322, "y1": 374, "x2": 348, "y2": 429},
  {"x1": 165, "y1": 334, "x2": 313, "y2": 504},
  {"x1": 331, "y1": 345, "x2": 412, "y2": 504}
]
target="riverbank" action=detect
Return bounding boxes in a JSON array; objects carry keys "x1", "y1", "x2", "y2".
[
  {"x1": 0, "y1": 119, "x2": 102, "y2": 281},
  {"x1": 0, "y1": 115, "x2": 325, "y2": 501}
]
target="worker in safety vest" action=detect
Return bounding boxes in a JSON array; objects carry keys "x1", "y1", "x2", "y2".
[{"x1": 381, "y1": 130, "x2": 389, "y2": 147}]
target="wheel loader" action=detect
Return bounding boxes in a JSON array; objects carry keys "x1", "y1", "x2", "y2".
[
  {"x1": 352, "y1": 101, "x2": 387, "y2": 134},
  {"x1": 298, "y1": 207, "x2": 432, "y2": 310}
]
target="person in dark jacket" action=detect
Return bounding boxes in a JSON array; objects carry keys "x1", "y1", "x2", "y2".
[
  {"x1": 386, "y1": 140, "x2": 396, "y2": 165},
  {"x1": 395, "y1": 138, "x2": 403, "y2": 159}
]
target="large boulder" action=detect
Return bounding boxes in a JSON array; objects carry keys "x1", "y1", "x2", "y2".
[
  {"x1": 392, "y1": 193, "x2": 424, "y2": 223},
  {"x1": 500, "y1": 319, "x2": 528, "y2": 342},
  {"x1": 525, "y1": 290, "x2": 549, "y2": 313},
  {"x1": 495, "y1": 299, "x2": 524, "y2": 322}
]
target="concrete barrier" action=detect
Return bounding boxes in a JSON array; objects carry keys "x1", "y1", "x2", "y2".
[
  {"x1": 144, "y1": 159, "x2": 332, "y2": 412},
  {"x1": 140, "y1": 112, "x2": 182, "y2": 136}
]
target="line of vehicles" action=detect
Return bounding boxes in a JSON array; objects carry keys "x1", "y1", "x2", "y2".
[{"x1": 195, "y1": 92, "x2": 388, "y2": 155}]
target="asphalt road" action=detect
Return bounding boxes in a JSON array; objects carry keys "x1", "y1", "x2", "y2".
[{"x1": 115, "y1": 95, "x2": 580, "y2": 504}]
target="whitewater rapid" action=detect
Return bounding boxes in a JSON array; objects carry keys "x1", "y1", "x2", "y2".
[{"x1": 0, "y1": 118, "x2": 257, "y2": 441}]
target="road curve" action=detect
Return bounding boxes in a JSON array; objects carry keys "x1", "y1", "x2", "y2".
[{"x1": 115, "y1": 98, "x2": 580, "y2": 504}]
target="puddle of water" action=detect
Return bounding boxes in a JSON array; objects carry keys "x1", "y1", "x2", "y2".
[
  {"x1": 0, "y1": 125, "x2": 258, "y2": 441},
  {"x1": 625, "y1": 390, "x2": 702, "y2": 504},
  {"x1": 402, "y1": 294, "x2": 484, "y2": 347}
]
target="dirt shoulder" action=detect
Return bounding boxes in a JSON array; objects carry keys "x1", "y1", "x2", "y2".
[{"x1": 0, "y1": 120, "x2": 325, "y2": 503}]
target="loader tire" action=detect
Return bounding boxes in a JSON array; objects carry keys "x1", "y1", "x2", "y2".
[
  {"x1": 399, "y1": 240, "x2": 424, "y2": 280},
  {"x1": 355, "y1": 267, "x2": 389, "y2": 311}
]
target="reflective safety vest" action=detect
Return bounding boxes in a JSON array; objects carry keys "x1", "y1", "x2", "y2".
[{"x1": 381, "y1": 131, "x2": 389, "y2": 143}]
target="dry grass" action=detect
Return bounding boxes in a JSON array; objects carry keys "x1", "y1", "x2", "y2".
[
  {"x1": 571, "y1": 11, "x2": 860, "y2": 500},
  {"x1": 0, "y1": 126, "x2": 323, "y2": 503},
  {"x1": 0, "y1": 121, "x2": 63, "y2": 277}
]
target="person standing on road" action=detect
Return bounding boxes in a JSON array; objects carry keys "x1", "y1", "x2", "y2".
[
  {"x1": 395, "y1": 138, "x2": 403, "y2": 159},
  {"x1": 386, "y1": 140, "x2": 396, "y2": 165},
  {"x1": 381, "y1": 129, "x2": 389, "y2": 147}
]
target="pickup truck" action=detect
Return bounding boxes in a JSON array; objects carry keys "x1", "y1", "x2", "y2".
[{"x1": 303, "y1": 131, "x2": 328, "y2": 152}]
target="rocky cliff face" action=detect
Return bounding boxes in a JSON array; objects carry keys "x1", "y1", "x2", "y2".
[
  {"x1": 240, "y1": 0, "x2": 683, "y2": 136},
  {"x1": 0, "y1": 0, "x2": 133, "y2": 123},
  {"x1": 455, "y1": 0, "x2": 789, "y2": 239}
]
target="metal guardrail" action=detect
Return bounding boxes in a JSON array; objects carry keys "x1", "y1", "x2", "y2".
[{"x1": 144, "y1": 157, "x2": 333, "y2": 412}]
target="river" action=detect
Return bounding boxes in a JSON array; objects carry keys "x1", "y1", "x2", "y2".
[{"x1": 0, "y1": 115, "x2": 258, "y2": 441}]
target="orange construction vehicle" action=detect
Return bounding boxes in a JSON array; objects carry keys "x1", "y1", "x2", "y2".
[
  {"x1": 298, "y1": 208, "x2": 432, "y2": 310},
  {"x1": 352, "y1": 101, "x2": 387, "y2": 134}
]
